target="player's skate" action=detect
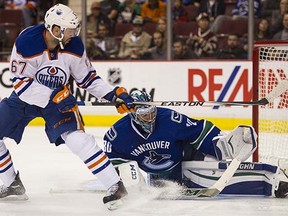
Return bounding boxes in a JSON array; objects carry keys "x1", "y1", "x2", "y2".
[
  {"x1": 275, "y1": 159, "x2": 288, "y2": 198},
  {"x1": 0, "y1": 172, "x2": 28, "y2": 200},
  {"x1": 103, "y1": 180, "x2": 128, "y2": 210}
]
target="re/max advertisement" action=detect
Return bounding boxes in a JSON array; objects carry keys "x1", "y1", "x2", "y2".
[{"x1": 0, "y1": 61, "x2": 253, "y2": 121}]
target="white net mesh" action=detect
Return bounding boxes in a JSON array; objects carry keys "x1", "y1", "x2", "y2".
[{"x1": 256, "y1": 46, "x2": 288, "y2": 165}]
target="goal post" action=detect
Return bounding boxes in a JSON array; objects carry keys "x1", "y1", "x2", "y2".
[{"x1": 253, "y1": 40, "x2": 288, "y2": 165}]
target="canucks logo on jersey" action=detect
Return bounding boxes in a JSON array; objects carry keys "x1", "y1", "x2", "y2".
[{"x1": 143, "y1": 150, "x2": 173, "y2": 170}]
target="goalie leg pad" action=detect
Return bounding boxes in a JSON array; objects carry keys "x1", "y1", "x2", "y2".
[
  {"x1": 213, "y1": 125, "x2": 257, "y2": 161},
  {"x1": 182, "y1": 161, "x2": 279, "y2": 196},
  {"x1": 117, "y1": 161, "x2": 145, "y2": 188}
]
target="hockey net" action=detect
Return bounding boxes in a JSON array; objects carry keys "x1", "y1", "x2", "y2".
[{"x1": 253, "y1": 41, "x2": 288, "y2": 165}]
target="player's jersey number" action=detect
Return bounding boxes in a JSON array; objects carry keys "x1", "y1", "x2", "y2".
[
  {"x1": 11, "y1": 60, "x2": 27, "y2": 74},
  {"x1": 103, "y1": 140, "x2": 112, "y2": 153}
]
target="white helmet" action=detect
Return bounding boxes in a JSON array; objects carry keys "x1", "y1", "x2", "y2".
[{"x1": 44, "y1": 4, "x2": 80, "y2": 48}]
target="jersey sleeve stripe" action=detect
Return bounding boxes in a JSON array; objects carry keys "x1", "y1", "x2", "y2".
[
  {"x1": 77, "y1": 71, "x2": 96, "y2": 85},
  {"x1": 12, "y1": 77, "x2": 33, "y2": 96},
  {"x1": 12, "y1": 77, "x2": 32, "y2": 89},
  {"x1": 77, "y1": 71, "x2": 101, "y2": 89}
]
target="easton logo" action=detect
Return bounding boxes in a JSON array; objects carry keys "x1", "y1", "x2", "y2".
[{"x1": 161, "y1": 101, "x2": 204, "y2": 106}]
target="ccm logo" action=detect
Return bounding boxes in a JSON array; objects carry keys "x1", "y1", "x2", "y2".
[{"x1": 130, "y1": 164, "x2": 138, "y2": 180}]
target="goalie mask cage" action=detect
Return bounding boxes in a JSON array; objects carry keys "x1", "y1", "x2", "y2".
[{"x1": 253, "y1": 40, "x2": 288, "y2": 165}]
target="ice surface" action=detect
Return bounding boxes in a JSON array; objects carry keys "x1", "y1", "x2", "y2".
[{"x1": 0, "y1": 126, "x2": 287, "y2": 216}]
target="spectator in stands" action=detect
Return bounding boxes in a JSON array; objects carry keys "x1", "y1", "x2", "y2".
[
  {"x1": 270, "y1": 0, "x2": 288, "y2": 35},
  {"x1": 0, "y1": 0, "x2": 4, "y2": 8},
  {"x1": 254, "y1": 18, "x2": 272, "y2": 41},
  {"x1": 136, "y1": 0, "x2": 145, "y2": 4},
  {"x1": 118, "y1": 16, "x2": 152, "y2": 59},
  {"x1": 186, "y1": 13, "x2": 217, "y2": 58},
  {"x1": 172, "y1": 38, "x2": 198, "y2": 60},
  {"x1": 37, "y1": 0, "x2": 68, "y2": 21},
  {"x1": 0, "y1": 24, "x2": 7, "y2": 46},
  {"x1": 146, "y1": 30, "x2": 167, "y2": 59},
  {"x1": 86, "y1": 1, "x2": 112, "y2": 58},
  {"x1": 154, "y1": 16, "x2": 167, "y2": 42},
  {"x1": 199, "y1": 0, "x2": 225, "y2": 23},
  {"x1": 216, "y1": 33, "x2": 246, "y2": 59},
  {"x1": 172, "y1": 0, "x2": 188, "y2": 22},
  {"x1": 0, "y1": 25, "x2": 7, "y2": 60},
  {"x1": 273, "y1": 13, "x2": 288, "y2": 40},
  {"x1": 87, "y1": 1, "x2": 112, "y2": 38},
  {"x1": 183, "y1": 0, "x2": 200, "y2": 7},
  {"x1": 141, "y1": 0, "x2": 166, "y2": 23},
  {"x1": 261, "y1": 0, "x2": 280, "y2": 18},
  {"x1": 87, "y1": 23, "x2": 119, "y2": 60},
  {"x1": 231, "y1": 0, "x2": 261, "y2": 18},
  {"x1": 100, "y1": 0, "x2": 120, "y2": 25},
  {"x1": 4, "y1": 0, "x2": 37, "y2": 28},
  {"x1": 117, "y1": 0, "x2": 142, "y2": 24}
]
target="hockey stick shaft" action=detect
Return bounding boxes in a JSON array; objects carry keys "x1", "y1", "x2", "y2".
[
  {"x1": 77, "y1": 80, "x2": 288, "y2": 107},
  {"x1": 180, "y1": 158, "x2": 241, "y2": 198}
]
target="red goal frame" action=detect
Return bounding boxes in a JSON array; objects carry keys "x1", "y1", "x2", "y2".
[{"x1": 252, "y1": 40, "x2": 288, "y2": 162}]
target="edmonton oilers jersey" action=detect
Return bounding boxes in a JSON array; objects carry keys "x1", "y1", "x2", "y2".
[
  {"x1": 104, "y1": 107, "x2": 221, "y2": 174},
  {"x1": 9, "y1": 24, "x2": 112, "y2": 108}
]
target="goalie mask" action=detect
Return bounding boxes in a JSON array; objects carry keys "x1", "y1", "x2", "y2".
[
  {"x1": 129, "y1": 90, "x2": 157, "y2": 134},
  {"x1": 44, "y1": 4, "x2": 80, "y2": 49}
]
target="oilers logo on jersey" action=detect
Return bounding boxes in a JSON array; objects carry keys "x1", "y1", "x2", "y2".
[{"x1": 35, "y1": 66, "x2": 68, "y2": 89}]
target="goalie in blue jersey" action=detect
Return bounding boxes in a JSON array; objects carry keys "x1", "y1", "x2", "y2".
[{"x1": 103, "y1": 90, "x2": 288, "y2": 198}]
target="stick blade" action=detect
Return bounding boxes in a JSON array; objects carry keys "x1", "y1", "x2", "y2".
[
  {"x1": 182, "y1": 188, "x2": 220, "y2": 198},
  {"x1": 265, "y1": 79, "x2": 288, "y2": 103},
  {"x1": 156, "y1": 188, "x2": 220, "y2": 200}
]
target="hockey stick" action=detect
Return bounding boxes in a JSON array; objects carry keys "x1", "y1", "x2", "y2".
[
  {"x1": 77, "y1": 79, "x2": 288, "y2": 107},
  {"x1": 157, "y1": 158, "x2": 241, "y2": 199},
  {"x1": 49, "y1": 188, "x2": 105, "y2": 194}
]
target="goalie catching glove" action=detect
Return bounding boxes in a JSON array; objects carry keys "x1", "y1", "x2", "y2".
[
  {"x1": 213, "y1": 125, "x2": 257, "y2": 162},
  {"x1": 103, "y1": 87, "x2": 135, "y2": 114},
  {"x1": 50, "y1": 85, "x2": 77, "y2": 113}
]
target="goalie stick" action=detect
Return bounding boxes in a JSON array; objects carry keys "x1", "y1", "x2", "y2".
[
  {"x1": 158, "y1": 158, "x2": 241, "y2": 199},
  {"x1": 77, "y1": 79, "x2": 288, "y2": 107}
]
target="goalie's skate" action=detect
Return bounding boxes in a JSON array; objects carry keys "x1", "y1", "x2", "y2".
[
  {"x1": 275, "y1": 181, "x2": 288, "y2": 198},
  {"x1": 103, "y1": 180, "x2": 128, "y2": 210},
  {"x1": 0, "y1": 172, "x2": 28, "y2": 201},
  {"x1": 274, "y1": 160, "x2": 288, "y2": 198}
]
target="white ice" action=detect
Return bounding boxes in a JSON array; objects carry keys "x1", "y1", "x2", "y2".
[{"x1": 1, "y1": 126, "x2": 287, "y2": 216}]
